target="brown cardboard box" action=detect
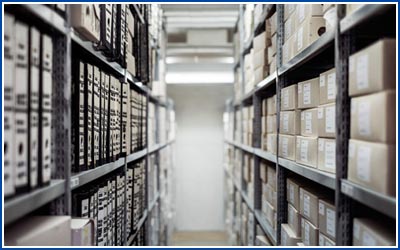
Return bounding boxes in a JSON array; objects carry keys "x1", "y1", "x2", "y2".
[
  {"x1": 300, "y1": 109, "x2": 319, "y2": 137},
  {"x1": 267, "y1": 133, "x2": 277, "y2": 155},
  {"x1": 254, "y1": 66, "x2": 269, "y2": 84},
  {"x1": 348, "y1": 139, "x2": 395, "y2": 196},
  {"x1": 296, "y1": 136, "x2": 318, "y2": 168},
  {"x1": 317, "y1": 138, "x2": 336, "y2": 174},
  {"x1": 319, "y1": 68, "x2": 336, "y2": 105},
  {"x1": 280, "y1": 110, "x2": 301, "y2": 135},
  {"x1": 279, "y1": 134, "x2": 296, "y2": 161},
  {"x1": 353, "y1": 218, "x2": 395, "y2": 246},
  {"x1": 317, "y1": 103, "x2": 336, "y2": 138},
  {"x1": 295, "y1": 17, "x2": 326, "y2": 54},
  {"x1": 281, "y1": 84, "x2": 298, "y2": 111},
  {"x1": 350, "y1": 91, "x2": 395, "y2": 143},
  {"x1": 253, "y1": 48, "x2": 268, "y2": 68},
  {"x1": 300, "y1": 186, "x2": 327, "y2": 226},
  {"x1": 349, "y1": 39, "x2": 396, "y2": 97},
  {"x1": 284, "y1": 15, "x2": 296, "y2": 42},
  {"x1": 260, "y1": 162, "x2": 267, "y2": 182},
  {"x1": 253, "y1": 31, "x2": 271, "y2": 52},
  {"x1": 267, "y1": 95, "x2": 277, "y2": 115},
  {"x1": 269, "y1": 55, "x2": 276, "y2": 75},
  {"x1": 318, "y1": 199, "x2": 336, "y2": 241},
  {"x1": 296, "y1": 4, "x2": 324, "y2": 26},
  {"x1": 281, "y1": 223, "x2": 302, "y2": 246},
  {"x1": 319, "y1": 232, "x2": 335, "y2": 246},
  {"x1": 298, "y1": 77, "x2": 320, "y2": 109},
  {"x1": 267, "y1": 166, "x2": 277, "y2": 191},
  {"x1": 287, "y1": 178, "x2": 308, "y2": 211},
  {"x1": 301, "y1": 217, "x2": 319, "y2": 246},
  {"x1": 288, "y1": 203, "x2": 302, "y2": 237},
  {"x1": 267, "y1": 115, "x2": 276, "y2": 133},
  {"x1": 265, "y1": 183, "x2": 277, "y2": 209},
  {"x1": 284, "y1": 4, "x2": 297, "y2": 21}
]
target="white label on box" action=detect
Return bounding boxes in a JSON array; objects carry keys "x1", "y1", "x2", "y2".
[
  {"x1": 289, "y1": 184, "x2": 295, "y2": 203},
  {"x1": 305, "y1": 112, "x2": 313, "y2": 134},
  {"x1": 349, "y1": 57, "x2": 355, "y2": 72},
  {"x1": 363, "y1": 231, "x2": 377, "y2": 246},
  {"x1": 358, "y1": 101, "x2": 371, "y2": 136},
  {"x1": 283, "y1": 113, "x2": 289, "y2": 132},
  {"x1": 349, "y1": 141, "x2": 356, "y2": 158},
  {"x1": 357, "y1": 146, "x2": 371, "y2": 182},
  {"x1": 297, "y1": 27, "x2": 303, "y2": 51},
  {"x1": 326, "y1": 208, "x2": 336, "y2": 238},
  {"x1": 319, "y1": 140, "x2": 324, "y2": 151},
  {"x1": 303, "y1": 83, "x2": 311, "y2": 105},
  {"x1": 325, "y1": 141, "x2": 336, "y2": 170},
  {"x1": 356, "y1": 54, "x2": 369, "y2": 90},
  {"x1": 304, "y1": 193, "x2": 310, "y2": 217},
  {"x1": 318, "y1": 107, "x2": 324, "y2": 119},
  {"x1": 301, "y1": 139, "x2": 309, "y2": 162},
  {"x1": 282, "y1": 137, "x2": 289, "y2": 157},
  {"x1": 320, "y1": 75, "x2": 326, "y2": 87},
  {"x1": 319, "y1": 203, "x2": 325, "y2": 215},
  {"x1": 325, "y1": 106, "x2": 335, "y2": 133},
  {"x1": 327, "y1": 73, "x2": 336, "y2": 100},
  {"x1": 283, "y1": 89, "x2": 289, "y2": 108},
  {"x1": 353, "y1": 222, "x2": 360, "y2": 240},
  {"x1": 304, "y1": 222, "x2": 310, "y2": 245}
]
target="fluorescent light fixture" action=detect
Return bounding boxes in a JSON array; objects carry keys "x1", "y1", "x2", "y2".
[{"x1": 166, "y1": 71, "x2": 234, "y2": 84}]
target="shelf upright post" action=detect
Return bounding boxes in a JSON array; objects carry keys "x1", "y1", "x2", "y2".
[
  {"x1": 335, "y1": 4, "x2": 353, "y2": 246},
  {"x1": 275, "y1": 4, "x2": 287, "y2": 245},
  {"x1": 50, "y1": 4, "x2": 72, "y2": 216},
  {"x1": 123, "y1": 71, "x2": 129, "y2": 246}
]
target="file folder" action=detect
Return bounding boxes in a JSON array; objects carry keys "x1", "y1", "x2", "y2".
[
  {"x1": 86, "y1": 64, "x2": 94, "y2": 169},
  {"x1": 121, "y1": 81, "x2": 128, "y2": 155},
  {"x1": 93, "y1": 66, "x2": 100, "y2": 167}
]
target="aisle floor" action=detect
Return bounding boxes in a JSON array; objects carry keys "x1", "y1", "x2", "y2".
[{"x1": 172, "y1": 231, "x2": 228, "y2": 246}]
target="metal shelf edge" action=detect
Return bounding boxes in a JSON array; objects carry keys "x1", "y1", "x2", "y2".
[
  {"x1": 242, "y1": 191, "x2": 254, "y2": 212},
  {"x1": 279, "y1": 158, "x2": 336, "y2": 190},
  {"x1": 254, "y1": 209, "x2": 277, "y2": 245},
  {"x1": 4, "y1": 179, "x2": 66, "y2": 226},
  {"x1": 126, "y1": 149, "x2": 147, "y2": 163},
  {"x1": 254, "y1": 148, "x2": 277, "y2": 163},
  {"x1": 341, "y1": 179, "x2": 396, "y2": 219}
]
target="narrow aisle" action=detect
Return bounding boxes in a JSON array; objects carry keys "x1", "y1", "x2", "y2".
[{"x1": 172, "y1": 231, "x2": 229, "y2": 246}]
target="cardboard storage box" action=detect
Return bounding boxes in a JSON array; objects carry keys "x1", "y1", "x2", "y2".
[
  {"x1": 283, "y1": 35, "x2": 296, "y2": 64},
  {"x1": 267, "y1": 166, "x2": 277, "y2": 191},
  {"x1": 301, "y1": 217, "x2": 319, "y2": 246},
  {"x1": 269, "y1": 55, "x2": 277, "y2": 75},
  {"x1": 267, "y1": 134, "x2": 277, "y2": 155},
  {"x1": 317, "y1": 138, "x2": 336, "y2": 174},
  {"x1": 318, "y1": 103, "x2": 336, "y2": 138},
  {"x1": 253, "y1": 31, "x2": 271, "y2": 52},
  {"x1": 262, "y1": 98, "x2": 268, "y2": 116},
  {"x1": 300, "y1": 186, "x2": 327, "y2": 226},
  {"x1": 298, "y1": 77, "x2": 320, "y2": 109},
  {"x1": 284, "y1": 4, "x2": 297, "y2": 21},
  {"x1": 284, "y1": 15, "x2": 296, "y2": 42},
  {"x1": 253, "y1": 48, "x2": 268, "y2": 68},
  {"x1": 348, "y1": 139, "x2": 395, "y2": 196},
  {"x1": 281, "y1": 84, "x2": 298, "y2": 111},
  {"x1": 262, "y1": 200, "x2": 276, "y2": 228},
  {"x1": 270, "y1": 12, "x2": 277, "y2": 35},
  {"x1": 281, "y1": 223, "x2": 302, "y2": 246},
  {"x1": 254, "y1": 66, "x2": 269, "y2": 84},
  {"x1": 279, "y1": 134, "x2": 296, "y2": 161},
  {"x1": 262, "y1": 115, "x2": 276, "y2": 134},
  {"x1": 260, "y1": 162, "x2": 268, "y2": 182},
  {"x1": 71, "y1": 5, "x2": 100, "y2": 42},
  {"x1": 300, "y1": 109, "x2": 319, "y2": 137},
  {"x1": 288, "y1": 203, "x2": 302, "y2": 237},
  {"x1": 127, "y1": 53, "x2": 136, "y2": 76},
  {"x1": 319, "y1": 68, "x2": 336, "y2": 105},
  {"x1": 271, "y1": 33, "x2": 277, "y2": 55},
  {"x1": 295, "y1": 17, "x2": 326, "y2": 54},
  {"x1": 349, "y1": 39, "x2": 396, "y2": 97},
  {"x1": 350, "y1": 91, "x2": 395, "y2": 143},
  {"x1": 318, "y1": 199, "x2": 336, "y2": 241},
  {"x1": 287, "y1": 177, "x2": 308, "y2": 211},
  {"x1": 267, "y1": 95, "x2": 277, "y2": 115},
  {"x1": 5, "y1": 216, "x2": 71, "y2": 246},
  {"x1": 265, "y1": 183, "x2": 277, "y2": 209},
  {"x1": 268, "y1": 46, "x2": 275, "y2": 64},
  {"x1": 319, "y1": 232, "x2": 335, "y2": 246},
  {"x1": 280, "y1": 110, "x2": 301, "y2": 135},
  {"x1": 296, "y1": 4, "x2": 324, "y2": 26},
  {"x1": 353, "y1": 218, "x2": 395, "y2": 246},
  {"x1": 71, "y1": 218, "x2": 95, "y2": 246}
]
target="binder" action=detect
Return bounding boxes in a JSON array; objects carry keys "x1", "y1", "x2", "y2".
[
  {"x1": 93, "y1": 66, "x2": 100, "y2": 167},
  {"x1": 111, "y1": 5, "x2": 118, "y2": 58},
  {"x1": 28, "y1": 27, "x2": 40, "y2": 189},
  {"x1": 72, "y1": 190, "x2": 90, "y2": 218},
  {"x1": 93, "y1": 188, "x2": 99, "y2": 245},
  {"x1": 85, "y1": 64, "x2": 93, "y2": 169},
  {"x1": 107, "y1": 180, "x2": 113, "y2": 246},
  {"x1": 109, "y1": 76, "x2": 116, "y2": 161},
  {"x1": 39, "y1": 34, "x2": 52, "y2": 186},
  {"x1": 111, "y1": 179, "x2": 116, "y2": 246},
  {"x1": 116, "y1": 4, "x2": 127, "y2": 66},
  {"x1": 98, "y1": 4, "x2": 113, "y2": 55},
  {"x1": 97, "y1": 185, "x2": 104, "y2": 246},
  {"x1": 71, "y1": 5, "x2": 100, "y2": 42},
  {"x1": 14, "y1": 21, "x2": 29, "y2": 192},
  {"x1": 103, "y1": 73, "x2": 110, "y2": 163},
  {"x1": 4, "y1": 13, "x2": 15, "y2": 197},
  {"x1": 114, "y1": 80, "x2": 121, "y2": 158},
  {"x1": 99, "y1": 71, "x2": 103, "y2": 164},
  {"x1": 121, "y1": 81, "x2": 128, "y2": 155},
  {"x1": 127, "y1": 168, "x2": 134, "y2": 235},
  {"x1": 102, "y1": 183, "x2": 109, "y2": 246},
  {"x1": 71, "y1": 61, "x2": 86, "y2": 172},
  {"x1": 126, "y1": 85, "x2": 131, "y2": 155}
]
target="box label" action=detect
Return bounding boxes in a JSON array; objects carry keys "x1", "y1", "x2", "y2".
[
  {"x1": 356, "y1": 54, "x2": 369, "y2": 90},
  {"x1": 358, "y1": 101, "x2": 371, "y2": 136},
  {"x1": 283, "y1": 89, "x2": 289, "y2": 108},
  {"x1": 303, "y1": 83, "x2": 311, "y2": 105},
  {"x1": 282, "y1": 137, "x2": 289, "y2": 157},
  {"x1": 304, "y1": 193, "x2": 310, "y2": 217},
  {"x1": 319, "y1": 202, "x2": 325, "y2": 215},
  {"x1": 357, "y1": 145, "x2": 371, "y2": 182},
  {"x1": 300, "y1": 139, "x2": 309, "y2": 162},
  {"x1": 305, "y1": 112, "x2": 313, "y2": 134},
  {"x1": 320, "y1": 75, "x2": 326, "y2": 87},
  {"x1": 325, "y1": 106, "x2": 335, "y2": 133},
  {"x1": 326, "y1": 208, "x2": 336, "y2": 238},
  {"x1": 283, "y1": 113, "x2": 289, "y2": 132},
  {"x1": 363, "y1": 231, "x2": 377, "y2": 246},
  {"x1": 327, "y1": 73, "x2": 336, "y2": 100},
  {"x1": 325, "y1": 141, "x2": 336, "y2": 170}
]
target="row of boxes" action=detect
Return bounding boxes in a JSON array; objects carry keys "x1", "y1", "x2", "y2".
[
  {"x1": 4, "y1": 14, "x2": 53, "y2": 197},
  {"x1": 243, "y1": 153, "x2": 254, "y2": 203},
  {"x1": 260, "y1": 162, "x2": 277, "y2": 230},
  {"x1": 261, "y1": 95, "x2": 277, "y2": 153},
  {"x1": 242, "y1": 105, "x2": 254, "y2": 146}
]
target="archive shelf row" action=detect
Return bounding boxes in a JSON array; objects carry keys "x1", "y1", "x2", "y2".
[{"x1": 224, "y1": 3, "x2": 396, "y2": 246}]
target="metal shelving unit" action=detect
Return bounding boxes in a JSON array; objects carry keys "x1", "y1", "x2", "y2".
[{"x1": 224, "y1": 3, "x2": 396, "y2": 246}]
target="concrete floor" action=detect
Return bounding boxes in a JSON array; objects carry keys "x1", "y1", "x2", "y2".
[{"x1": 172, "y1": 231, "x2": 229, "y2": 246}]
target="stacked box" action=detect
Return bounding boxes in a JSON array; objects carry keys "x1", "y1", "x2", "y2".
[
  {"x1": 261, "y1": 95, "x2": 277, "y2": 153},
  {"x1": 261, "y1": 163, "x2": 277, "y2": 230},
  {"x1": 242, "y1": 105, "x2": 254, "y2": 146}
]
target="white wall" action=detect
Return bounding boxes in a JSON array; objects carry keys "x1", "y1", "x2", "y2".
[{"x1": 167, "y1": 84, "x2": 233, "y2": 231}]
